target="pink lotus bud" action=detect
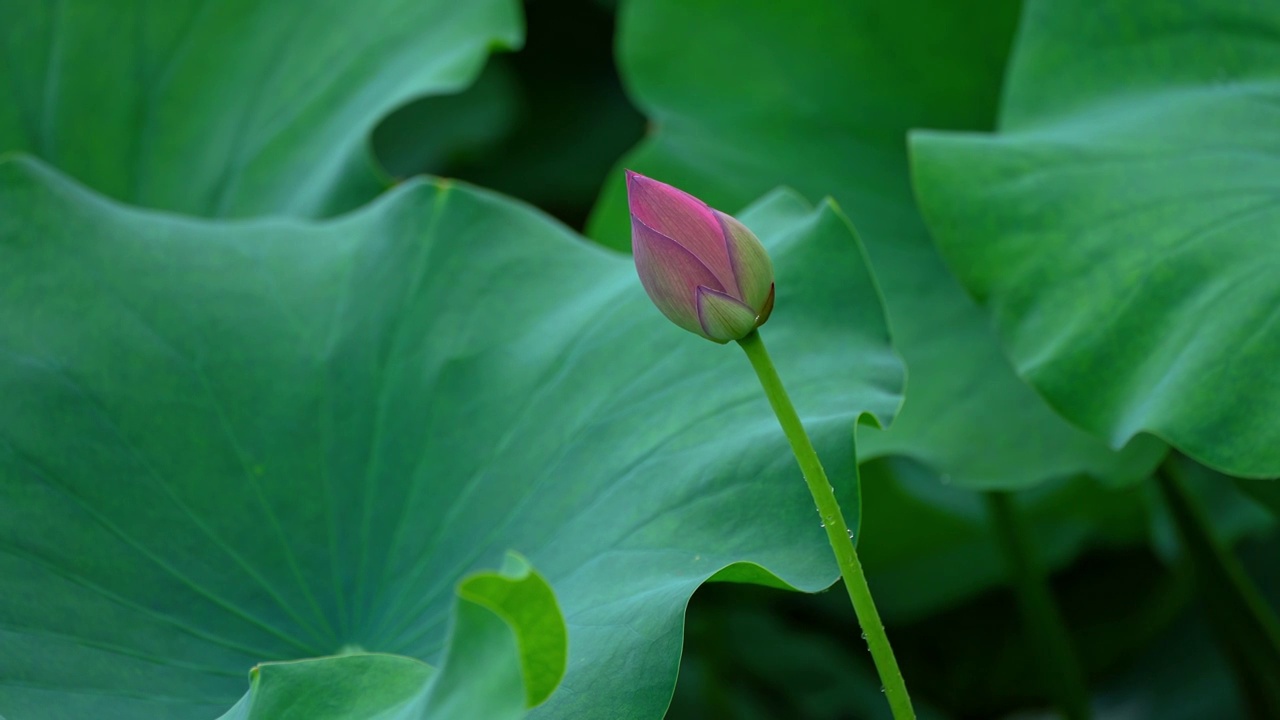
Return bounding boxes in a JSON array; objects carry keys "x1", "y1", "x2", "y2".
[{"x1": 626, "y1": 171, "x2": 775, "y2": 343}]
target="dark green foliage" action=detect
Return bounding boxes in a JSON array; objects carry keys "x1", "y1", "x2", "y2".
[{"x1": 0, "y1": 0, "x2": 1276, "y2": 717}]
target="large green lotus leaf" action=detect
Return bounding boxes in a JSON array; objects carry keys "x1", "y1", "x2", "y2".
[
  {"x1": 590, "y1": 0, "x2": 1166, "y2": 491},
  {"x1": 216, "y1": 553, "x2": 566, "y2": 720},
  {"x1": 0, "y1": 0, "x2": 520, "y2": 218},
  {"x1": 0, "y1": 157, "x2": 902, "y2": 719},
  {"x1": 910, "y1": 0, "x2": 1280, "y2": 477}
]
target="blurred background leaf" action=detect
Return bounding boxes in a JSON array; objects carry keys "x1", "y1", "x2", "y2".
[
  {"x1": 856, "y1": 458, "x2": 1151, "y2": 623},
  {"x1": 372, "y1": 60, "x2": 523, "y2": 186},
  {"x1": 911, "y1": 0, "x2": 1280, "y2": 478},
  {"x1": 0, "y1": 0, "x2": 522, "y2": 217},
  {"x1": 373, "y1": 0, "x2": 646, "y2": 229}
]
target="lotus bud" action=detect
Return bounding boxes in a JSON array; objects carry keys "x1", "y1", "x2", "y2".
[{"x1": 626, "y1": 171, "x2": 775, "y2": 343}]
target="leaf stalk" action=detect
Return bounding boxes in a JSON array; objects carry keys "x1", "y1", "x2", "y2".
[{"x1": 985, "y1": 490, "x2": 1091, "y2": 720}]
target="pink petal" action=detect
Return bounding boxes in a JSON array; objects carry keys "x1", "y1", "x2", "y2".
[
  {"x1": 626, "y1": 171, "x2": 737, "y2": 293},
  {"x1": 632, "y1": 216, "x2": 725, "y2": 337}
]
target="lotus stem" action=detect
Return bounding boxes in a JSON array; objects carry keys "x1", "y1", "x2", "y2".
[
  {"x1": 985, "y1": 491, "x2": 1091, "y2": 720},
  {"x1": 737, "y1": 330, "x2": 915, "y2": 720}
]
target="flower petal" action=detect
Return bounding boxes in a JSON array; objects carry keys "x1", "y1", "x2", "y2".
[
  {"x1": 715, "y1": 210, "x2": 774, "y2": 311},
  {"x1": 632, "y1": 216, "x2": 725, "y2": 337},
  {"x1": 756, "y1": 283, "x2": 775, "y2": 327},
  {"x1": 696, "y1": 286, "x2": 760, "y2": 343},
  {"x1": 626, "y1": 171, "x2": 737, "y2": 291}
]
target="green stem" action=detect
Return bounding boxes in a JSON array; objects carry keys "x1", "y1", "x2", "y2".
[
  {"x1": 737, "y1": 330, "x2": 915, "y2": 720},
  {"x1": 1156, "y1": 458, "x2": 1280, "y2": 716},
  {"x1": 984, "y1": 491, "x2": 1091, "y2": 720}
]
